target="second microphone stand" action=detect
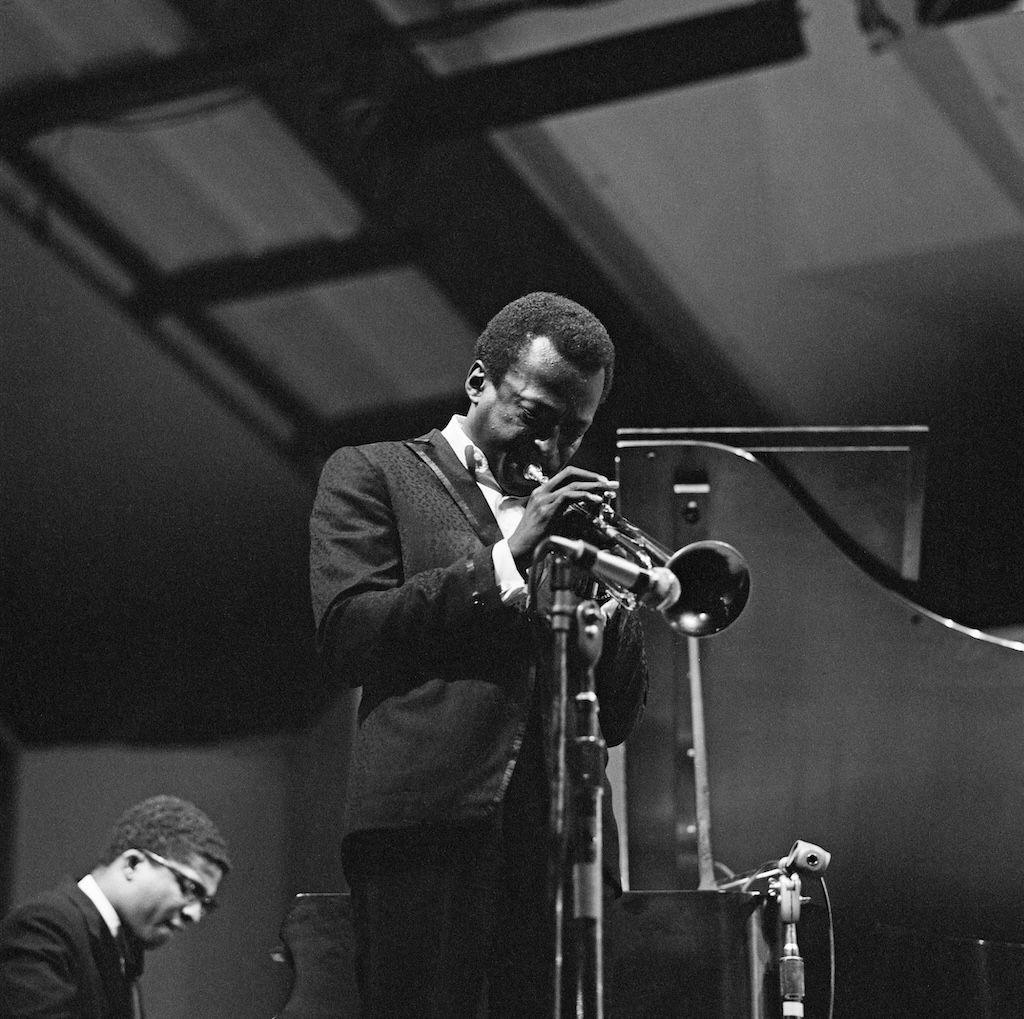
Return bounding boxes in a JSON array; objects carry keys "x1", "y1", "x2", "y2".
[{"x1": 544, "y1": 552, "x2": 607, "y2": 1019}]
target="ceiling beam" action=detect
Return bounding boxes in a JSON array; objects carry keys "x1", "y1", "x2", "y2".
[
  {"x1": 0, "y1": 0, "x2": 805, "y2": 145},
  {"x1": 0, "y1": 43, "x2": 272, "y2": 146},
  {"x1": 138, "y1": 230, "x2": 416, "y2": 308},
  {"x1": 3, "y1": 147, "x2": 322, "y2": 463},
  {"x1": 412, "y1": 0, "x2": 807, "y2": 137}
]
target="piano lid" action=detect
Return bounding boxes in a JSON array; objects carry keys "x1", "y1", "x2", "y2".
[{"x1": 618, "y1": 426, "x2": 929, "y2": 585}]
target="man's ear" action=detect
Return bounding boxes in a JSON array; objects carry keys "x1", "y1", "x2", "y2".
[
  {"x1": 465, "y1": 360, "x2": 487, "y2": 404},
  {"x1": 120, "y1": 850, "x2": 144, "y2": 877}
]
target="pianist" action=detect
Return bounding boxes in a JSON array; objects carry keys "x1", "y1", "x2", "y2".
[{"x1": 0, "y1": 795, "x2": 230, "y2": 1018}]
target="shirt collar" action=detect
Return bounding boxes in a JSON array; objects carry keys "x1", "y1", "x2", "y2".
[
  {"x1": 440, "y1": 415, "x2": 479, "y2": 470},
  {"x1": 78, "y1": 873, "x2": 121, "y2": 939},
  {"x1": 440, "y1": 416, "x2": 499, "y2": 490}
]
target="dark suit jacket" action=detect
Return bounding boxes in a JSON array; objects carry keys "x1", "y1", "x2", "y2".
[
  {"x1": 0, "y1": 883, "x2": 136, "y2": 1018},
  {"x1": 309, "y1": 429, "x2": 648, "y2": 844}
]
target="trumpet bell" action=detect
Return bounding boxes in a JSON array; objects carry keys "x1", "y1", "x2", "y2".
[{"x1": 664, "y1": 540, "x2": 751, "y2": 637}]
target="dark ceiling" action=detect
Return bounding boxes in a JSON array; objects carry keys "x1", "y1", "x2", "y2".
[{"x1": 0, "y1": 0, "x2": 807, "y2": 470}]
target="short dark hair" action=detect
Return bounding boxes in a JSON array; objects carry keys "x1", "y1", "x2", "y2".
[
  {"x1": 474, "y1": 292, "x2": 615, "y2": 402},
  {"x1": 101, "y1": 795, "x2": 231, "y2": 873}
]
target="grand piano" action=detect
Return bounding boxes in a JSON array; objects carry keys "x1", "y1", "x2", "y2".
[{"x1": 276, "y1": 429, "x2": 1024, "y2": 1016}]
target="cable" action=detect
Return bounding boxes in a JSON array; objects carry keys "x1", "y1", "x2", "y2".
[
  {"x1": 715, "y1": 857, "x2": 780, "y2": 892},
  {"x1": 817, "y1": 875, "x2": 837, "y2": 1019},
  {"x1": 713, "y1": 859, "x2": 736, "y2": 881}
]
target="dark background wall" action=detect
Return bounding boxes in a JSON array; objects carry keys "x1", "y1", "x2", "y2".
[
  {"x1": 1, "y1": 206, "x2": 355, "y2": 1016},
  {"x1": 1, "y1": 201, "x2": 322, "y2": 745}
]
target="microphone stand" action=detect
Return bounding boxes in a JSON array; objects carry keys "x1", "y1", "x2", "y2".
[
  {"x1": 546, "y1": 553, "x2": 576, "y2": 1019},
  {"x1": 777, "y1": 872, "x2": 805, "y2": 1017},
  {"x1": 543, "y1": 550, "x2": 607, "y2": 1019},
  {"x1": 718, "y1": 846, "x2": 824, "y2": 1018},
  {"x1": 573, "y1": 600, "x2": 606, "y2": 1019}
]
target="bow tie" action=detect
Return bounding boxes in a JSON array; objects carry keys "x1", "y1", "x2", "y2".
[
  {"x1": 466, "y1": 446, "x2": 530, "y2": 506},
  {"x1": 465, "y1": 445, "x2": 488, "y2": 476}
]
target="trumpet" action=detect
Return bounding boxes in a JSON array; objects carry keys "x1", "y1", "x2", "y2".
[{"x1": 525, "y1": 464, "x2": 750, "y2": 637}]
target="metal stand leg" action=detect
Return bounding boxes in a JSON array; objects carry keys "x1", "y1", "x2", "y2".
[
  {"x1": 687, "y1": 635, "x2": 717, "y2": 890},
  {"x1": 573, "y1": 602, "x2": 606, "y2": 1019},
  {"x1": 547, "y1": 557, "x2": 577, "y2": 1019}
]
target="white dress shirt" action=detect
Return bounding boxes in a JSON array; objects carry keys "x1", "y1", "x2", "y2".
[
  {"x1": 440, "y1": 415, "x2": 529, "y2": 605},
  {"x1": 78, "y1": 872, "x2": 121, "y2": 939}
]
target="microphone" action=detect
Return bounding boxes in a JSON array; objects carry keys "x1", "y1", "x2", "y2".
[
  {"x1": 547, "y1": 535, "x2": 681, "y2": 612},
  {"x1": 780, "y1": 840, "x2": 831, "y2": 875}
]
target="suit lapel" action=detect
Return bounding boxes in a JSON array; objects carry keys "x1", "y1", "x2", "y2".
[
  {"x1": 407, "y1": 430, "x2": 503, "y2": 546},
  {"x1": 67, "y1": 883, "x2": 136, "y2": 1018}
]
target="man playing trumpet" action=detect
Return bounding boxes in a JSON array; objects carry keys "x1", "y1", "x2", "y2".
[{"x1": 309, "y1": 291, "x2": 649, "y2": 1017}]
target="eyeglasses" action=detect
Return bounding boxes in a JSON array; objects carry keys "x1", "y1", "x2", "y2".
[{"x1": 140, "y1": 849, "x2": 218, "y2": 914}]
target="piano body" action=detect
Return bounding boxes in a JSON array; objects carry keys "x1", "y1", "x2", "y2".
[
  {"x1": 276, "y1": 429, "x2": 1024, "y2": 1016},
  {"x1": 618, "y1": 429, "x2": 1024, "y2": 1015}
]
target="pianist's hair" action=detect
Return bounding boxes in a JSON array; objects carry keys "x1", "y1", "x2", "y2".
[{"x1": 99, "y1": 794, "x2": 232, "y2": 872}]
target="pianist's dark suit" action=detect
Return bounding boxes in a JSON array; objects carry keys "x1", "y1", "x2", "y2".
[{"x1": 0, "y1": 883, "x2": 139, "y2": 1019}]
